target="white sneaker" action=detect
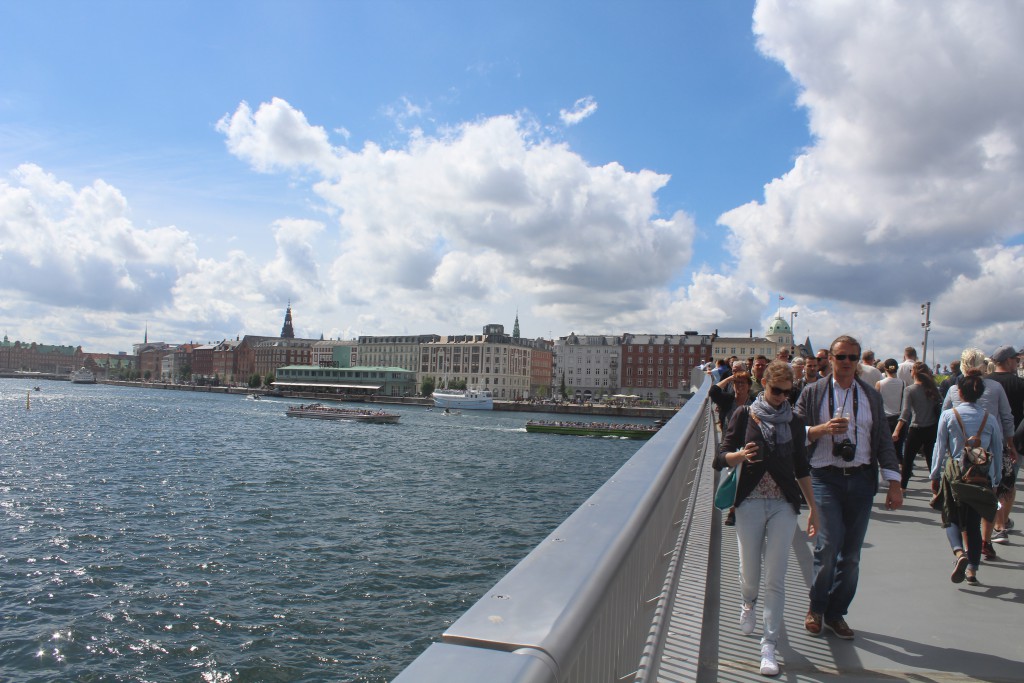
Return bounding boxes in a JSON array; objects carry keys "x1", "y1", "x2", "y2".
[
  {"x1": 760, "y1": 643, "x2": 780, "y2": 676},
  {"x1": 740, "y1": 603, "x2": 756, "y2": 635}
]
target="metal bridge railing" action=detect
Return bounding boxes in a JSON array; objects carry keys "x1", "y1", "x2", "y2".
[{"x1": 394, "y1": 372, "x2": 714, "y2": 682}]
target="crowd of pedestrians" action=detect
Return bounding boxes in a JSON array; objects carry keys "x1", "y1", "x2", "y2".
[{"x1": 708, "y1": 337, "x2": 1022, "y2": 677}]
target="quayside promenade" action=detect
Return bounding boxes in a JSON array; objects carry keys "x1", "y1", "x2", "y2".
[{"x1": 395, "y1": 375, "x2": 1023, "y2": 682}]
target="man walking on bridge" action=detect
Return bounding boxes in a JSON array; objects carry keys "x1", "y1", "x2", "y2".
[{"x1": 795, "y1": 335, "x2": 903, "y2": 640}]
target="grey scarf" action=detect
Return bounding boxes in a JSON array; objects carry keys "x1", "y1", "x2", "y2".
[{"x1": 750, "y1": 393, "x2": 793, "y2": 446}]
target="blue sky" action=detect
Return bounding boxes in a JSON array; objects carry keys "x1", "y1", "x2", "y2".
[{"x1": 1, "y1": 1, "x2": 1021, "y2": 364}]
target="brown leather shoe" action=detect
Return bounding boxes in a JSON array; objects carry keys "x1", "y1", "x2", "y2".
[
  {"x1": 825, "y1": 618, "x2": 855, "y2": 640},
  {"x1": 804, "y1": 610, "x2": 823, "y2": 636}
]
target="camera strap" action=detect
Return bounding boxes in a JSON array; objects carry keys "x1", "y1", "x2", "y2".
[{"x1": 828, "y1": 380, "x2": 859, "y2": 448}]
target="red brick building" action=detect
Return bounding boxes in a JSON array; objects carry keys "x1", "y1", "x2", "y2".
[
  {"x1": 619, "y1": 332, "x2": 715, "y2": 403},
  {"x1": 0, "y1": 335, "x2": 84, "y2": 375}
]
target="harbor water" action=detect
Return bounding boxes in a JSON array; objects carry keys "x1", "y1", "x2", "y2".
[{"x1": 0, "y1": 380, "x2": 648, "y2": 682}]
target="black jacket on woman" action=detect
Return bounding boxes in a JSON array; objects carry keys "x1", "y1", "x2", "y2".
[{"x1": 713, "y1": 406, "x2": 812, "y2": 514}]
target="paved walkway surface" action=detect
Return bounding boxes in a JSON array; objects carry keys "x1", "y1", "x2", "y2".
[{"x1": 697, "y1": 477, "x2": 1023, "y2": 682}]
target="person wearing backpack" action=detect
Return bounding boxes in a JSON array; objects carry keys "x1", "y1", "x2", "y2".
[
  {"x1": 930, "y1": 375, "x2": 1004, "y2": 585},
  {"x1": 940, "y1": 347, "x2": 1014, "y2": 560}
]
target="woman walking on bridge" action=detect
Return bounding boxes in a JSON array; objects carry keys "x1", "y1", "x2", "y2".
[
  {"x1": 716, "y1": 361, "x2": 819, "y2": 676},
  {"x1": 931, "y1": 375, "x2": 1003, "y2": 585}
]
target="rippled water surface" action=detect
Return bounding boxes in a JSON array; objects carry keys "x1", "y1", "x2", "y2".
[{"x1": 0, "y1": 381, "x2": 644, "y2": 682}]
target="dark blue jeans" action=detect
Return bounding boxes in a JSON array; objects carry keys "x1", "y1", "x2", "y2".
[{"x1": 810, "y1": 467, "x2": 876, "y2": 620}]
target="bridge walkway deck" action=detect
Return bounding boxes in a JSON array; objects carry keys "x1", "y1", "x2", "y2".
[{"x1": 657, "y1": 432, "x2": 1023, "y2": 682}]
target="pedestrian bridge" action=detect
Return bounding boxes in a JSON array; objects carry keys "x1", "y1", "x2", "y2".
[{"x1": 395, "y1": 375, "x2": 1022, "y2": 682}]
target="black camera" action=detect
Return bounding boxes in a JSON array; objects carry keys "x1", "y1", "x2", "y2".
[{"x1": 833, "y1": 439, "x2": 856, "y2": 462}]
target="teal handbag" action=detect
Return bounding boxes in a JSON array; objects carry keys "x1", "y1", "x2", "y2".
[{"x1": 714, "y1": 461, "x2": 743, "y2": 510}]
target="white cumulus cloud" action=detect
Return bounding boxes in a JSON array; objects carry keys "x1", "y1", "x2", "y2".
[
  {"x1": 0, "y1": 164, "x2": 196, "y2": 312},
  {"x1": 218, "y1": 100, "x2": 696, "y2": 336},
  {"x1": 560, "y1": 96, "x2": 598, "y2": 126},
  {"x1": 711, "y1": 0, "x2": 1024, "y2": 359}
]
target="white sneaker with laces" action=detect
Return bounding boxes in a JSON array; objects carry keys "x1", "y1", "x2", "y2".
[
  {"x1": 740, "y1": 603, "x2": 756, "y2": 635},
  {"x1": 760, "y1": 643, "x2": 780, "y2": 676}
]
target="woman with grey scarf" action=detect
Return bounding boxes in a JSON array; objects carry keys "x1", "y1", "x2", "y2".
[{"x1": 716, "y1": 361, "x2": 819, "y2": 677}]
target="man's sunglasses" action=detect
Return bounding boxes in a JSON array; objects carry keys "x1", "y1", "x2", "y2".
[
  {"x1": 768, "y1": 385, "x2": 791, "y2": 396},
  {"x1": 831, "y1": 354, "x2": 860, "y2": 361}
]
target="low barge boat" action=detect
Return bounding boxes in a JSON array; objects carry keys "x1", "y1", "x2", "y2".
[
  {"x1": 525, "y1": 419, "x2": 661, "y2": 440},
  {"x1": 286, "y1": 403, "x2": 400, "y2": 424}
]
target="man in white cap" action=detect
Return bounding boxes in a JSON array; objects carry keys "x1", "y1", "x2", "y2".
[{"x1": 988, "y1": 345, "x2": 1023, "y2": 543}]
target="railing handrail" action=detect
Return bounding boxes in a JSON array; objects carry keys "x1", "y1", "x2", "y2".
[{"x1": 395, "y1": 371, "x2": 712, "y2": 682}]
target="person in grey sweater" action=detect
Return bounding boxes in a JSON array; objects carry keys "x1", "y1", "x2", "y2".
[{"x1": 892, "y1": 362, "x2": 942, "y2": 490}]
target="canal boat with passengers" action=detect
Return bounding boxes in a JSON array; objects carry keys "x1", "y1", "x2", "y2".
[
  {"x1": 286, "y1": 403, "x2": 400, "y2": 424},
  {"x1": 525, "y1": 419, "x2": 662, "y2": 440}
]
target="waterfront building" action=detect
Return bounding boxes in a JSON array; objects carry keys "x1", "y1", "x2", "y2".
[
  {"x1": 794, "y1": 337, "x2": 815, "y2": 359},
  {"x1": 358, "y1": 334, "x2": 439, "y2": 375},
  {"x1": 619, "y1": 332, "x2": 714, "y2": 404},
  {"x1": 253, "y1": 337, "x2": 316, "y2": 379},
  {"x1": 313, "y1": 339, "x2": 359, "y2": 368},
  {"x1": 136, "y1": 343, "x2": 175, "y2": 381},
  {"x1": 420, "y1": 324, "x2": 532, "y2": 400},
  {"x1": 552, "y1": 334, "x2": 622, "y2": 403},
  {"x1": 211, "y1": 339, "x2": 242, "y2": 383},
  {"x1": 191, "y1": 344, "x2": 217, "y2": 381},
  {"x1": 82, "y1": 351, "x2": 136, "y2": 379},
  {"x1": 160, "y1": 344, "x2": 194, "y2": 381},
  {"x1": 529, "y1": 344, "x2": 554, "y2": 399},
  {"x1": 765, "y1": 316, "x2": 795, "y2": 355},
  {"x1": 710, "y1": 317, "x2": 793, "y2": 362},
  {"x1": 0, "y1": 335, "x2": 84, "y2": 375},
  {"x1": 273, "y1": 364, "x2": 416, "y2": 397}
]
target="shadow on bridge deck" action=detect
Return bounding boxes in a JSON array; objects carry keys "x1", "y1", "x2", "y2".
[{"x1": 661, "y1": 438, "x2": 1023, "y2": 682}]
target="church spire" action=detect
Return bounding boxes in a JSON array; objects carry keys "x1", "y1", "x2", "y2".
[
  {"x1": 512, "y1": 310, "x2": 520, "y2": 339},
  {"x1": 280, "y1": 302, "x2": 295, "y2": 339}
]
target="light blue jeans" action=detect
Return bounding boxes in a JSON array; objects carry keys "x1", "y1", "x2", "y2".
[{"x1": 734, "y1": 496, "x2": 798, "y2": 646}]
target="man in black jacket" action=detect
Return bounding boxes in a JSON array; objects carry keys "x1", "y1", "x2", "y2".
[
  {"x1": 988, "y1": 346, "x2": 1022, "y2": 543},
  {"x1": 938, "y1": 359, "x2": 961, "y2": 399}
]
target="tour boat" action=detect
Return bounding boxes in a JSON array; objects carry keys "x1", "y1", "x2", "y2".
[
  {"x1": 431, "y1": 387, "x2": 494, "y2": 410},
  {"x1": 70, "y1": 367, "x2": 97, "y2": 384},
  {"x1": 285, "y1": 403, "x2": 400, "y2": 424},
  {"x1": 525, "y1": 419, "x2": 661, "y2": 440}
]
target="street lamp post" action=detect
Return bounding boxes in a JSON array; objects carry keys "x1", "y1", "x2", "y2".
[
  {"x1": 921, "y1": 302, "x2": 931, "y2": 367},
  {"x1": 789, "y1": 311, "x2": 798, "y2": 356}
]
